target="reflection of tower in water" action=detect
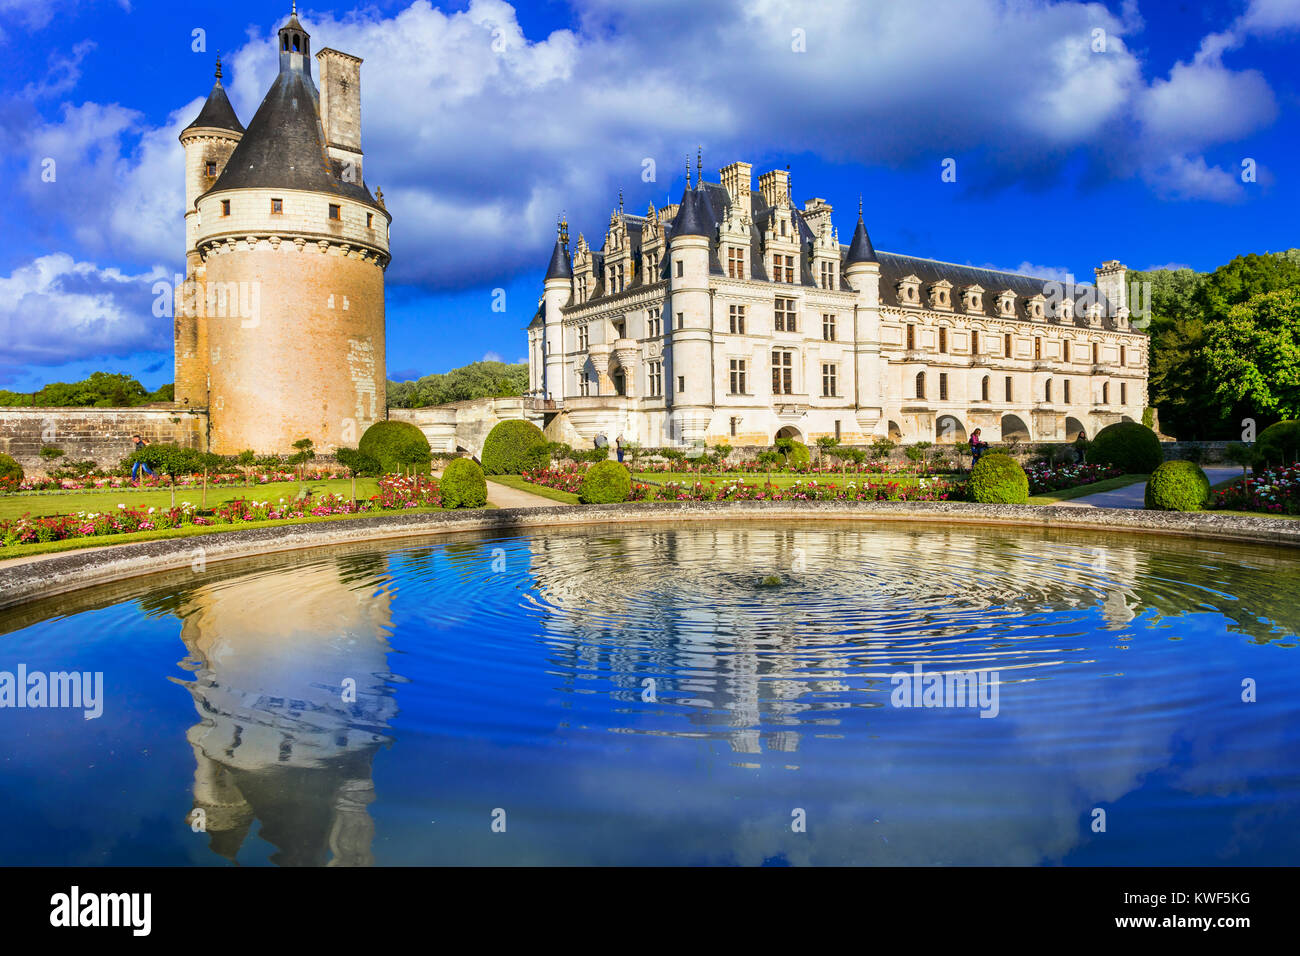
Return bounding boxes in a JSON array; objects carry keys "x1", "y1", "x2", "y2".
[{"x1": 173, "y1": 555, "x2": 398, "y2": 865}]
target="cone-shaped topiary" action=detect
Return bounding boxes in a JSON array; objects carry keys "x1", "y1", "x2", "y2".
[
  {"x1": 440, "y1": 457, "x2": 487, "y2": 508},
  {"x1": 968, "y1": 453, "x2": 1029, "y2": 504},
  {"x1": 579, "y1": 460, "x2": 631, "y2": 503},
  {"x1": 1085, "y1": 421, "x2": 1162, "y2": 474},
  {"x1": 481, "y1": 420, "x2": 549, "y2": 475},
  {"x1": 1144, "y1": 460, "x2": 1210, "y2": 511},
  {"x1": 1257, "y1": 420, "x2": 1300, "y2": 466},
  {"x1": 359, "y1": 420, "x2": 432, "y2": 476}
]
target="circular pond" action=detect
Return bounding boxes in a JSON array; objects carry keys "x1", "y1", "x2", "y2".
[{"x1": 1, "y1": 520, "x2": 1298, "y2": 865}]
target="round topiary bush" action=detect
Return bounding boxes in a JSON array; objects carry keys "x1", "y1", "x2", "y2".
[
  {"x1": 785, "y1": 440, "x2": 810, "y2": 468},
  {"x1": 1144, "y1": 460, "x2": 1210, "y2": 512},
  {"x1": 440, "y1": 457, "x2": 487, "y2": 509},
  {"x1": 1257, "y1": 420, "x2": 1300, "y2": 466},
  {"x1": 480, "y1": 420, "x2": 549, "y2": 475},
  {"x1": 579, "y1": 460, "x2": 631, "y2": 504},
  {"x1": 968, "y1": 453, "x2": 1029, "y2": 504},
  {"x1": 0, "y1": 453, "x2": 23, "y2": 485},
  {"x1": 1085, "y1": 421, "x2": 1162, "y2": 474},
  {"x1": 359, "y1": 420, "x2": 432, "y2": 476}
]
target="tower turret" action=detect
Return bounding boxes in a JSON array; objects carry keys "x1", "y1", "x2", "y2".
[
  {"x1": 541, "y1": 218, "x2": 571, "y2": 400},
  {"x1": 844, "y1": 200, "x2": 883, "y2": 433},
  {"x1": 665, "y1": 173, "x2": 715, "y2": 446}
]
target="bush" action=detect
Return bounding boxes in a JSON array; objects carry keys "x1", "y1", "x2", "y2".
[
  {"x1": 440, "y1": 457, "x2": 487, "y2": 508},
  {"x1": 335, "y1": 446, "x2": 380, "y2": 477},
  {"x1": 0, "y1": 453, "x2": 23, "y2": 484},
  {"x1": 481, "y1": 420, "x2": 549, "y2": 475},
  {"x1": 968, "y1": 453, "x2": 1029, "y2": 504},
  {"x1": 1145, "y1": 460, "x2": 1210, "y2": 512},
  {"x1": 1085, "y1": 421, "x2": 1162, "y2": 474},
  {"x1": 1257, "y1": 420, "x2": 1300, "y2": 466},
  {"x1": 774, "y1": 438, "x2": 810, "y2": 468},
  {"x1": 359, "y1": 420, "x2": 432, "y2": 475},
  {"x1": 579, "y1": 460, "x2": 631, "y2": 503}
]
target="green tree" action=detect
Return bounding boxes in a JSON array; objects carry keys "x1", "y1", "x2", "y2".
[
  {"x1": 289, "y1": 438, "x2": 315, "y2": 497},
  {"x1": 1204, "y1": 288, "x2": 1300, "y2": 420}
]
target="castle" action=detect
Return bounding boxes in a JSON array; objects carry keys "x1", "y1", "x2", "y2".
[
  {"x1": 527, "y1": 158, "x2": 1149, "y2": 449},
  {"x1": 174, "y1": 6, "x2": 390, "y2": 454}
]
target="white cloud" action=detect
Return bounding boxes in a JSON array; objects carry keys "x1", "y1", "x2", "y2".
[
  {"x1": 0, "y1": 254, "x2": 170, "y2": 366},
  {"x1": 481, "y1": 351, "x2": 503, "y2": 362},
  {"x1": 1144, "y1": 154, "x2": 1244, "y2": 203},
  {"x1": 1143, "y1": 262, "x2": 1194, "y2": 272}
]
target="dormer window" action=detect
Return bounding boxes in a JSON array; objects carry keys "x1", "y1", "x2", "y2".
[
  {"x1": 929, "y1": 280, "x2": 953, "y2": 311},
  {"x1": 997, "y1": 290, "x2": 1016, "y2": 317},
  {"x1": 727, "y1": 247, "x2": 745, "y2": 279},
  {"x1": 1028, "y1": 295, "x2": 1046, "y2": 320},
  {"x1": 897, "y1": 275, "x2": 922, "y2": 306},
  {"x1": 963, "y1": 285, "x2": 984, "y2": 314}
]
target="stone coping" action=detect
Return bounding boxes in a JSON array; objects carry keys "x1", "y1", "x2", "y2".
[{"x1": 1, "y1": 500, "x2": 1298, "y2": 612}]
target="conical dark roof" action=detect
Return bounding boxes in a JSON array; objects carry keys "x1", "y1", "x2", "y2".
[
  {"x1": 670, "y1": 185, "x2": 710, "y2": 238},
  {"x1": 545, "y1": 235, "x2": 572, "y2": 280},
  {"x1": 184, "y1": 79, "x2": 244, "y2": 135},
  {"x1": 207, "y1": 68, "x2": 383, "y2": 212},
  {"x1": 845, "y1": 214, "x2": 877, "y2": 264}
]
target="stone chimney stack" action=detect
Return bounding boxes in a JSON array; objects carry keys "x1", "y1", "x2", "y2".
[
  {"x1": 316, "y1": 48, "x2": 364, "y2": 182},
  {"x1": 758, "y1": 168, "x2": 790, "y2": 208},
  {"x1": 720, "y1": 161, "x2": 752, "y2": 220},
  {"x1": 1094, "y1": 259, "x2": 1128, "y2": 316}
]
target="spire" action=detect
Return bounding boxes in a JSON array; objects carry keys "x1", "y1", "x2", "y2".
[
  {"x1": 696, "y1": 145, "x2": 703, "y2": 186},
  {"x1": 215, "y1": 53, "x2": 223, "y2": 80},
  {"x1": 685, "y1": 156, "x2": 691, "y2": 189},
  {"x1": 671, "y1": 183, "x2": 710, "y2": 238},
  {"x1": 618, "y1": 188, "x2": 624, "y2": 215},
  {"x1": 182, "y1": 60, "x2": 245, "y2": 135},
  {"x1": 278, "y1": 3, "x2": 312, "y2": 75},
  {"x1": 845, "y1": 203, "x2": 877, "y2": 265},
  {"x1": 545, "y1": 215, "x2": 573, "y2": 280}
]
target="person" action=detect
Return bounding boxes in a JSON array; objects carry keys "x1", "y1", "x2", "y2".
[
  {"x1": 969, "y1": 428, "x2": 989, "y2": 467},
  {"x1": 130, "y1": 434, "x2": 155, "y2": 484},
  {"x1": 594, "y1": 433, "x2": 607, "y2": 450},
  {"x1": 615, "y1": 435, "x2": 625, "y2": 463}
]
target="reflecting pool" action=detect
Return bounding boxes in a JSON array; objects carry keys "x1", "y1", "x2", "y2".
[{"x1": 1, "y1": 521, "x2": 1298, "y2": 865}]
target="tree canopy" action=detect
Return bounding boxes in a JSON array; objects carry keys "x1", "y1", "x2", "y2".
[
  {"x1": 387, "y1": 360, "x2": 527, "y2": 409},
  {"x1": 0, "y1": 372, "x2": 172, "y2": 408}
]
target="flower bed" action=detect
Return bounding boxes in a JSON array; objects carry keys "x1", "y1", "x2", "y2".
[
  {"x1": 521, "y1": 465, "x2": 584, "y2": 494},
  {"x1": 0, "y1": 475, "x2": 443, "y2": 548},
  {"x1": 2, "y1": 469, "x2": 341, "y2": 494},
  {"x1": 629, "y1": 458, "x2": 937, "y2": 476},
  {"x1": 1025, "y1": 462, "x2": 1123, "y2": 495},
  {"x1": 1211, "y1": 465, "x2": 1300, "y2": 515},
  {"x1": 629, "y1": 476, "x2": 962, "y2": 503}
]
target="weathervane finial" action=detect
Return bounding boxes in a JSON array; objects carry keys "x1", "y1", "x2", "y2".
[{"x1": 215, "y1": 52, "x2": 222, "y2": 80}]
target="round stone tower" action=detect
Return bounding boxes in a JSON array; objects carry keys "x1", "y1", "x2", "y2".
[{"x1": 182, "y1": 7, "x2": 391, "y2": 455}]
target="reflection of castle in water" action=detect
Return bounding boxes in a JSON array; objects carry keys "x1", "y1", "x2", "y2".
[
  {"x1": 524, "y1": 525, "x2": 1154, "y2": 756},
  {"x1": 172, "y1": 555, "x2": 398, "y2": 865}
]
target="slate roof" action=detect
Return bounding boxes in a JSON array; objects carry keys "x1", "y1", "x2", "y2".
[
  {"x1": 845, "y1": 216, "x2": 877, "y2": 264},
  {"x1": 184, "y1": 79, "x2": 244, "y2": 135},
  {"x1": 207, "y1": 68, "x2": 384, "y2": 212},
  {"x1": 545, "y1": 236, "x2": 572, "y2": 280}
]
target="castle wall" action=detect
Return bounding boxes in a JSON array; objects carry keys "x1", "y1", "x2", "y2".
[
  {"x1": 391, "y1": 397, "x2": 543, "y2": 459},
  {"x1": 0, "y1": 406, "x2": 207, "y2": 473}
]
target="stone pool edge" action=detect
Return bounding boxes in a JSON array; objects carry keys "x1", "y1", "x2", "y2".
[{"x1": 2, "y1": 500, "x2": 1298, "y2": 611}]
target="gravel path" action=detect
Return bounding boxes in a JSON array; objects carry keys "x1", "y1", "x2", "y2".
[{"x1": 1055, "y1": 466, "x2": 1240, "y2": 509}]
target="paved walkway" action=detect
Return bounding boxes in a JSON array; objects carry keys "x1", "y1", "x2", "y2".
[
  {"x1": 484, "y1": 479, "x2": 569, "y2": 509},
  {"x1": 1055, "y1": 466, "x2": 1239, "y2": 509}
]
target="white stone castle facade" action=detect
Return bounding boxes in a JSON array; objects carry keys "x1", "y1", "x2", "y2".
[{"x1": 527, "y1": 159, "x2": 1148, "y2": 448}]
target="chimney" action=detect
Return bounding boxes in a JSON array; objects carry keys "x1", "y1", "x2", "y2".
[
  {"x1": 719, "y1": 161, "x2": 752, "y2": 221},
  {"x1": 758, "y1": 168, "x2": 790, "y2": 208},
  {"x1": 316, "y1": 48, "x2": 364, "y2": 183}
]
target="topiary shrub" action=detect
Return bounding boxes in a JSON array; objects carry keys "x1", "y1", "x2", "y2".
[
  {"x1": 968, "y1": 453, "x2": 1029, "y2": 504},
  {"x1": 481, "y1": 420, "x2": 549, "y2": 475},
  {"x1": 579, "y1": 460, "x2": 631, "y2": 504},
  {"x1": 440, "y1": 457, "x2": 487, "y2": 509},
  {"x1": 1257, "y1": 420, "x2": 1300, "y2": 466},
  {"x1": 1085, "y1": 421, "x2": 1162, "y2": 474},
  {"x1": 359, "y1": 420, "x2": 432, "y2": 476},
  {"x1": 1144, "y1": 460, "x2": 1210, "y2": 512},
  {"x1": 786, "y1": 440, "x2": 810, "y2": 468},
  {"x1": 0, "y1": 453, "x2": 23, "y2": 485}
]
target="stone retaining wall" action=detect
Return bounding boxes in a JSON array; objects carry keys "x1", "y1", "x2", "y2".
[{"x1": 0, "y1": 406, "x2": 208, "y2": 474}]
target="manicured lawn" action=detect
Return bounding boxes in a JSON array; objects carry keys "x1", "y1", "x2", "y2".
[
  {"x1": 0, "y1": 477, "x2": 387, "y2": 521},
  {"x1": 0, "y1": 504, "x2": 448, "y2": 562},
  {"x1": 631, "y1": 471, "x2": 946, "y2": 490},
  {"x1": 1028, "y1": 474, "x2": 1149, "y2": 505},
  {"x1": 488, "y1": 475, "x2": 581, "y2": 505}
]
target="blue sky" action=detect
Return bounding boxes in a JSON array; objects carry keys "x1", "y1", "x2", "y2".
[{"x1": 0, "y1": 0, "x2": 1297, "y2": 390}]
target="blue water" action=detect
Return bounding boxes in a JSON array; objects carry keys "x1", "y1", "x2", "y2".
[{"x1": 1, "y1": 521, "x2": 1298, "y2": 865}]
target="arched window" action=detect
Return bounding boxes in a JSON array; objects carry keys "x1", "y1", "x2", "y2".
[
  {"x1": 1103, "y1": 382, "x2": 1110, "y2": 404},
  {"x1": 283, "y1": 35, "x2": 289, "y2": 51},
  {"x1": 292, "y1": 35, "x2": 301, "y2": 52},
  {"x1": 1045, "y1": 379, "x2": 1053, "y2": 403},
  {"x1": 981, "y1": 375, "x2": 990, "y2": 401},
  {"x1": 915, "y1": 371, "x2": 926, "y2": 400}
]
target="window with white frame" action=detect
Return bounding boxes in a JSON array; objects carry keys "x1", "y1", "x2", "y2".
[
  {"x1": 648, "y1": 361, "x2": 663, "y2": 397},
  {"x1": 727, "y1": 247, "x2": 745, "y2": 279},
  {"x1": 822, "y1": 363, "x2": 837, "y2": 397},
  {"x1": 774, "y1": 297, "x2": 797, "y2": 332},
  {"x1": 647, "y1": 308, "x2": 662, "y2": 337},
  {"x1": 729, "y1": 359, "x2": 747, "y2": 395},
  {"x1": 772, "y1": 350, "x2": 794, "y2": 394},
  {"x1": 819, "y1": 260, "x2": 837, "y2": 290},
  {"x1": 577, "y1": 324, "x2": 589, "y2": 350},
  {"x1": 822, "y1": 313, "x2": 836, "y2": 341},
  {"x1": 773, "y1": 254, "x2": 795, "y2": 283},
  {"x1": 729, "y1": 303, "x2": 746, "y2": 334}
]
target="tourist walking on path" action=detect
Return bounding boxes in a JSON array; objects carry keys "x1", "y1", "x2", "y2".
[
  {"x1": 969, "y1": 428, "x2": 989, "y2": 468},
  {"x1": 616, "y1": 435, "x2": 625, "y2": 463},
  {"x1": 130, "y1": 434, "x2": 155, "y2": 485}
]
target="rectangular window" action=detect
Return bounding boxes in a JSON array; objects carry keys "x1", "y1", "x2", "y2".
[
  {"x1": 729, "y1": 304, "x2": 746, "y2": 335},
  {"x1": 730, "y1": 417, "x2": 738, "y2": 437},
  {"x1": 205, "y1": 161, "x2": 217, "y2": 177},
  {"x1": 939, "y1": 327, "x2": 948, "y2": 353},
  {"x1": 971, "y1": 331, "x2": 979, "y2": 355},
  {"x1": 676, "y1": 312, "x2": 684, "y2": 330},
  {"x1": 834, "y1": 420, "x2": 841, "y2": 441},
  {"x1": 1034, "y1": 337, "x2": 1042, "y2": 361},
  {"x1": 675, "y1": 260, "x2": 684, "y2": 278},
  {"x1": 981, "y1": 377, "x2": 990, "y2": 401},
  {"x1": 270, "y1": 198, "x2": 284, "y2": 214},
  {"x1": 328, "y1": 203, "x2": 341, "y2": 221},
  {"x1": 1064, "y1": 379, "x2": 1071, "y2": 404},
  {"x1": 577, "y1": 324, "x2": 589, "y2": 350},
  {"x1": 647, "y1": 308, "x2": 662, "y2": 337},
  {"x1": 367, "y1": 212, "x2": 374, "y2": 228},
  {"x1": 1004, "y1": 332, "x2": 1012, "y2": 357},
  {"x1": 822, "y1": 363, "x2": 838, "y2": 397},
  {"x1": 1092, "y1": 342, "x2": 1099, "y2": 365},
  {"x1": 774, "y1": 297, "x2": 797, "y2": 332},
  {"x1": 578, "y1": 371, "x2": 590, "y2": 397},
  {"x1": 822, "y1": 313, "x2": 836, "y2": 341},
  {"x1": 648, "y1": 361, "x2": 663, "y2": 397},
  {"x1": 677, "y1": 375, "x2": 685, "y2": 393},
  {"x1": 772, "y1": 350, "x2": 794, "y2": 395},
  {"x1": 220, "y1": 199, "x2": 231, "y2": 217},
  {"x1": 907, "y1": 324, "x2": 916, "y2": 350},
  {"x1": 819, "y1": 261, "x2": 837, "y2": 290},
  {"x1": 1005, "y1": 376, "x2": 1013, "y2": 402},
  {"x1": 774, "y1": 254, "x2": 795, "y2": 283},
  {"x1": 728, "y1": 247, "x2": 745, "y2": 279},
  {"x1": 939, "y1": 372, "x2": 948, "y2": 401},
  {"x1": 1121, "y1": 382, "x2": 1128, "y2": 405},
  {"x1": 1120, "y1": 345, "x2": 1127, "y2": 365},
  {"x1": 729, "y1": 359, "x2": 747, "y2": 395}
]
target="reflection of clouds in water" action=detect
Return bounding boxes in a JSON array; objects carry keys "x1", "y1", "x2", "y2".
[{"x1": 172, "y1": 556, "x2": 399, "y2": 866}]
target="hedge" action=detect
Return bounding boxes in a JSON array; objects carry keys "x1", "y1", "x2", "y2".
[
  {"x1": 1085, "y1": 421, "x2": 1162, "y2": 474},
  {"x1": 359, "y1": 420, "x2": 432, "y2": 476},
  {"x1": 0, "y1": 453, "x2": 23, "y2": 484},
  {"x1": 1257, "y1": 420, "x2": 1300, "y2": 466},
  {"x1": 1144, "y1": 460, "x2": 1210, "y2": 512},
  {"x1": 440, "y1": 457, "x2": 487, "y2": 509},
  {"x1": 481, "y1": 420, "x2": 549, "y2": 475},
  {"x1": 579, "y1": 460, "x2": 631, "y2": 504},
  {"x1": 968, "y1": 453, "x2": 1028, "y2": 504}
]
